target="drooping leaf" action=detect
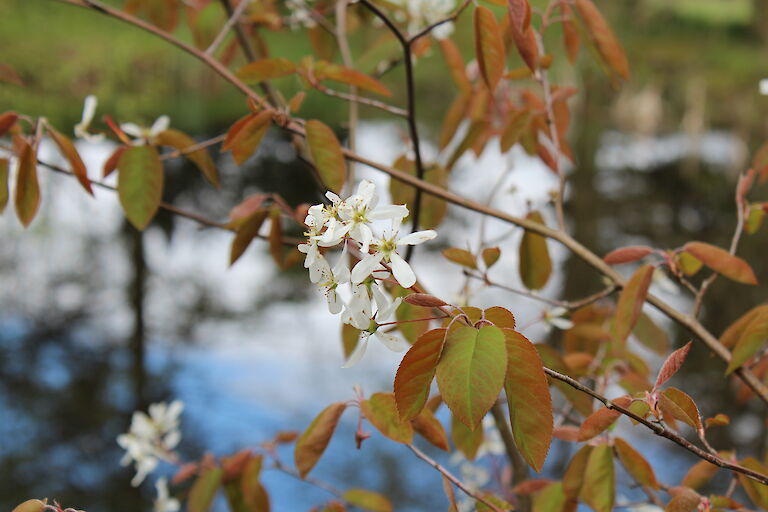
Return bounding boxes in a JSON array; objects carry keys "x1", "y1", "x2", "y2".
[
  {"x1": 481, "y1": 247, "x2": 501, "y2": 268},
  {"x1": 474, "y1": 5, "x2": 506, "y2": 91},
  {"x1": 229, "y1": 210, "x2": 268, "y2": 265},
  {"x1": 613, "y1": 437, "x2": 659, "y2": 489},
  {"x1": 294, "y1": 402, "x2": 347, "y2": 478},
  {"x1": 268, "y1": 209, "x2": 283, "y2": 266},
  {"x1": 503, "y1": 329, "x2": 552, "y2": 471},
  {"x1": 403, "y1": 294, "x2": 449, "y2": 308},
  {"x1": 633, "y1": 313, "x2": 670, "y2": 355},
  {"x1": 342, "y1": 489, "x2": 392, "y2": 512},
  {"x1": 561, "y1": 4, "x2": 580, "y2": 63},
  {"x1": 451, "y1": 412, "x2": 484, "y2": 460},
  {"x1": 737, "y1": 457, "x2": 768, "y2": 509},
  {"x1": 563, "y1": 444, "x2": 592, "y2": 498},
  {"x1": 103, "y1": 146, "x2": 126, "y2": 178},
  {"x1": 188, "y1": 467, "x2": 223, "y2": 512},
  {"x1": 411, "y1": 408, "x2": 449, "y2": 451},
  {"x1": 519, "y1": 211, "x2": 552, "y2": 290},
  {"x1": 439, "y1": 38, "x2": 471, "y2": 94},
  {"x1": 48, "y1": 126, "x2": 92, "y2": 195},
  {"x1": 507, "y1": 0, "x2": 538, "y2": 71},
  {"x1": 613, "y1": 264, "x2": 654, "y2": 343},
  {"x1": 726, "y1": 309, "x2": 768, "y2": 374},
  {"x1": 603, "y1": 246, "x2": 653, "y2": 265},
  {"x1": 500, "y1": 109, "x2": 532, "y2": 152},
  {"x1": 320, "y1": 63, "x2": 391, "y2": 97},
  {"x1": 236, "y1": 58, "x2": 296, "y2": 83},
  {"x1": 683, "y1": 241, "x2": 757, "y2": 285},
  {"x1": 574, "y1": 0, "x2": 629, "y2": 80},
  {"x1": 156, "y1": 129, "x2": 219, "y2": 187},
  {"x1": 224, "y1": 111, "x2": 271, "y2": 165},
  {"x1": 361, "y1": 393, "x2": 414, "y2": 444},
  {"x1": 654, "y1": 341, "x2": 692, "y2": 390},
  {"x1": 0, "y1": 158, "x2": 8, "y2": 213},
  {"x1": 117, "y1": 145, "x2": 164, "y2": 231},
  {"x1": 580, "y1": 443, "x2": 615, "y2": 512},
  {"x1": 395, "y1": 328, "x2": 447, "y2": 420},
  {"x1": 659, "y1": 387, "x2": 702, "y2": 430},
  {"x1": 394, "y1": 294, "x2": 432, "y2": 344},
  {"x1": 443, "y1": 475, "x2": 459, "y2": 512},
  {"x1": 681, "y1": 460, "x2": 719, "y2": 490},
  {"x1": 342, "y1": 323, "x2": 361, "y2": 359},
  {"x1": 442, "y1": 248, "x2": 477, "y2": 269},
  {"x1": 14, "y1": 137, "x2": 40, "y2": 227},
  {"x1": 436, "y1": 326, "x2": 508, "y2": 430},
  {"x1": 306, "y1": 120, "x2": 346, "y2": 194},
  {"x1": 719, "y1": 305, "x2": 768, "y2": 348}
]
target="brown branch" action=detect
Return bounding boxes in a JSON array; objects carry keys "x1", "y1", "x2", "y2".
[
  {"x1": 206, "y1": 0, "x2": 250, "y2": 55},
  {"x1": 159, "y1": 134, "x2": 226, "y2": 161},
  {"x1": 406, "y1": 0, "x2": 473, "y2": 44},
  {"x1": 310, "y1": 82, "x2": 408, "y2": 117}
]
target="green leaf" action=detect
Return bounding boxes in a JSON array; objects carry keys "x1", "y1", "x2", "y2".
[
  {"x1": 580, "y1": 443, "x2": 615, "y2": 512},
  {"x1": 117, "y1": 145, "x2": 163, "y2": 231},
  {"x1": 342, "y1": 489, "x2": 393, "y2": 512},
  {"x1": 532, "y1": 482, "x2": 569, "y2": 512},
  {"x1": 500, "y1": 109, "x2": 532, "y2": 153},
  {"x1": 394, "y1": 328, "x2": 447, "y2": 420},
  {"x1": 12, "y1": 500, "x2": 47, "y2": 512},
  {"x1": 481, "y1": 247, "x2": 501, "y2": 269},
  {"x1": 683, "y1": 241, "x2": 757, "y2": 285},
  {"x1": 474, "y1": 5, "x2": 506, "y2": 91},
  {"x1": 726, "y1": 309, "x2": 768, "y2": 374},
  {"x1": 394, "y1": 296, "x2": 431, "y2": 344},
  {"x1": 436, "y1": 326, "x2": 508, "y2": 430},
  {"x1": 563, "y1": 444, "x2": 592, "y2": 498},
  {"x1": 737, "y1": 457, "x2": 768, "y2": 509},
  {"x1": 677, "y1": 251, "x2": 703, "y2": 276},
  {"x1": 451, "y1": 412, "x2": 484, "y2": 460},
  {"x1": 519, "y1": 211, "x2": 552, "y2": 290},
  {"x1": 294, "y1": 402, "x2": 347, "y2": 478},
  {"x1": 48, "y1": 126, "x2": 92, "y2": 195},
  {"x1": 578, "y1": 406, "x2": 621, "y2": 442},
  {"x1": 342, "y1": 323, "x2": 361, "y2": 359},
  {"x1": 306, "y1": 120, "x2": 346, "y2": 194},
  {"x1": 14, "y1": 138, "x2": 40, "y2": 227},
  {"x1": 659, "y1": 387, "x2": 702, "y2": 430},
  {"x1": 503, "y1": 329, "x2": 552, "y2": 471},
  {"x1": 613, "y1": 437, "x2": 659, "y2": 489},
  {"x1": 613, "y1": 264, "x2": 654, "y2": 343},
  {"x1": 230, "y1": 210, "x2": 268, "y2": 265},
  {"x1": 361, "y1": 392, "x2": 414, "y2": 444},
  {"x1": 442, "y1": 248, "x2": 477, "y2": 269},
  {"x1": 633, "y1": 312, "x2": 670, "y2": 356},
  {"x1": 574, "y1": 0, "x2": 629, "y2": 80},
  {"x1": 719, "y1": 305, "x2": 768, "y2": 348},
  {"x1": 236, "y1": 58, "x2": 296, "y2": 83},
  {"x1": 0, "y1": 158, "x2": 8, "y2": 213},
  {"x1": 223, "y1": 112, "x2": 271, "y2": 165},
  {"x1": 666, "y1": 487, "x2": 702, "y2": 512},
  {"x1": 188, "y1": 467, "x2": 223, "y2": 512},
  {"x1": 411, "y1": 408, "x2": 449, "y2": 451},
  {"x1": 156, "y1": 129, "x2": 219, "y2": 187}
]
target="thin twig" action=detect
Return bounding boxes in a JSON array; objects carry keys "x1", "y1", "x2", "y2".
[
  {"x1": 311, "y1": 81, "x2": 408, "y2": 117},
  {"x1": 159, "y1": 134, "x2": 226, "y2": 161},
  {"x1": 407, "y1": 0, "x2": 473, "y2": 44},
  {"x1": 206, "y1": 0, "x2": 250, "y2": 55}
]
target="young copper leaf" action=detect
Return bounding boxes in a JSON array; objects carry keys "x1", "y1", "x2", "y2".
[
  {"x1": 500, "y1": 108, "x2": 532, "y2": 153},
  {"x1": 103, "y1": 146, "x2": 126, "y2": 178},
  {"x1": 577, "y1": 396, "x2": 631, "y2": 441},
  {"x1": 503, "y1": 329, "x2": 552, "y2": 472},
  {"x1": 443, "y1": 475, "x2": 459, "y2": 512},
  {"x1": 235, "y1": 58, "x2": 296, "y2": 83},
  {"x1": 719, "y1": 305, "x2": 768, "y2": 348},
  {"x1": 705, "y1": 413, "x2": 730, "y2": 428},
  {"x1": 294, "y1": 402, "x2": 347, "y2": 478},
  {"x1": 320, "y1": 64, "x2": 391, "y2": 97},
  {"x1": 562, "y1": 8, "x2": 580, "y2": 63},
  {"x1": 188, "y1": 467, "x2": 223, "y2": 512},
  {"x1": 574, "y1": 0, "x2": 629, "y2": 80},
  {"x1": 14, "y1": 137, "x2": 41, "y2": 227},
  {"x1": 737, "y1": 457, "x2": 768, "y2": 509},
  {"x1": 48, "y1": 127, "x2": 92, "y2": 195},
  {"x1": 659, "y1": 387, "x2": 702, "y2": 430},
  {"x1": 683, "y1": 241, "x2": 757, "y2": 285},
  {"x1": 603, "y1": 246, "x2": 653, "y2": 265},
  {"x1": 474, "y1": 5, "x2": 506, "y2": 91},
  {"x1": 726, "y1": 309, "x2": 768, "y2": 374},
  {"x1": 485, "y1": 306, "x2": 516, "y2": 329},
  {"x1": 12, "y1": 500, "x2": 47, "y2": 512},
  {"x1": 451, "y1": 412, "x2": 484, "y2": 460},
  {"x1": 117, "y1": 145, "x2": 164, "y2": 231},
  {"x1": 403, "y1": 293, "x2": 449, "y2": 308},
  {"x1": 229, "y1": 210, "x2": 268, "y2": 265},
  {"x1": 306, "y1": 120, "x2": 346, "y2": 194},
  {"x1": 681, "y1": 460, "x2": 719, "y2": 490},
  {"x1": 613, "y1": 437, "x2": 659, "y2": 489},
  {"x1": 654, "y1": 341, "x2": 692, "y2": 390},
  {"x1": 224, "y1": 111, "x2": 271, "y2": 165},
  {"x1": 436, "y1": 326, "x2": 508, "y2": 430},
  {"x1": 563, "y1": 444, "x2": 593, "y2": 498},
  {"x1": 155, "y1": 129, "x2": 219, "y2": 187},
  {"x1": 361, "y1": 392, "x2": 414, "y2": 444},
  {"x1": 442, "y1": 248, "x2": 477, "y2": 269},
  {"x1": 0, "y1": 158, "x2": 8, "y2": 213},
  {"x1": 481, "y1": 247, "x2": 501, "y2": 268},
  {"x1": 613, "y1": 264, "x2": 653, "y2": 343},
  {"x1": 519, "y1": 211, "x2": 552, "y2": 290},
  {"x1": 439, "y1": 38, "x2": 471, "y2": 94},
  {"x1": 580, "y1": 443, "x2": 615, "y2": 512},
  {"x1": 0, "y1": 111, "x2": 18, "y2": 137},
  {"x1": 394, "y1": 328, "x2": 447, "y2": 420},
  {"x1": 411, "y1": 408, "x2": 449, "y2": 451},
  {"x1": 440, "y1": 94, "x2": 470, "y2": 150},
  {"x1": 666, "y1": 487, "x2": 703, "y2": 512},
  {"x1": 342, "y1": 489, "x2": 393, "y2": 512},
  {"x1": 507, "y1": 0, "x2": 538, "y2": 71}
]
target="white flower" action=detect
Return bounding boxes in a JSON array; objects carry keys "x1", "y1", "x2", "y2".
[
  {"x1": 154, "y1": 478, "x2": 180, "y2": 512},
  {"x1": 337, "y1": 180, "x2": 408, "y2": 253},
  {"x1": 315, "y1": 246, "x2": 351, "y2": 314},
  {"x1": 120, "y1": 115, "x2": 170, "y2": 145},
  {"x1": 760, "y1": 79, "x2": 768, "y2": 95},
  {"x1": 542, "y1": 306, "x2": 574, "y2": 331},
  {"x1": 74, "y1": 95, "x2": 104, "y2": 143},
  {"x1": 351, "y1": 221, "x2": 436, "y2": 289},
  {"x1": 390, "y1": 0, "x2": 456, "y2": 39}
]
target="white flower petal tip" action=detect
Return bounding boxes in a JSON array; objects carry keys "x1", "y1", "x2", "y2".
[{"x1": 342, "y1": 339, "x2": 368, "y2": 368}]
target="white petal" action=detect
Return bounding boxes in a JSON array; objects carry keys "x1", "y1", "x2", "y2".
[
  {"x1": 81, "y1": 95, "x2": 98, "y2": 125},
  {"x1": 369, "y1": 204, "x2": 408, "y2": 221},
  {"x1": 332, "y1": 245, "x2": 350, "y2": 283},
  {"x1": 121, "y1": 123, "x2": 143, "y2": 138},
  {"x1": 389, "y1": 252, "x2": 416, "y2": 288},
  {"x1": 549, "y1": 317, "x2": 574, "y2": 330},
  {"x1": 375, "y1": 331, "x2": 409, "y2": 352},
  {"x1": 325, "y1": 191, "x2": 342, "y2": 205},
  {"x1": 342, "y1": 338, "x2": 368, "y2": 368},
  {"x1": 150, "y1": 115, "x2": 170, "y2": 136},
  {"x1": 327, "y1": 290, "x2": 343, "y2": 314},
  {"x1": 351, "y1": 253, "x2": 383, "y2": 284},
  {"x1": 548, "y1": 307, "x2": 568, "y2": 317},
  {"x1": 397, "y1": 229, "x2": 437, "y2": 246},
  {"x1": 380, "y1": 296, "x2": 402, "y2": 320}
]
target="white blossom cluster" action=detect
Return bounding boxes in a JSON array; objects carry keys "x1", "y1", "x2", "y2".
[
  {"x1": 116, "y1": 400, "x2": 184, "y2": 487},
  {"x1": 285, "y1": 0, "x2": 317, "y2": 29},
  {"x1": 298, "y1": 180, "x2": 437, "y2": 366},
  {"x1": 389, "y1": 0, "x2": 456, "y2": 39}
]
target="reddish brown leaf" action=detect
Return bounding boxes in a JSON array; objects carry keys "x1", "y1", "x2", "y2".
[
  {"x1": 653, "y1": 341, "x2": 692, "y2": 390},
  {"x1": 155, "y1": 129, "x2": 219, "y2": 187},
  {"x1": 0, "y1": 65, "x2": 23, "y2": 87},
  {"x1": 439, "y1": 39, "x2": 471, "y2": 94},
  {"x1": 0, "y1": 111, "x2": 19, "y2": 137},
  {"x1": 411, "y1": 408, "x2": 449, "y2": 451},
  {"x1": 481, "y1": 247, "x2": 501, "y2": 268},
  {"x1": 442, "y1": 247, "x2": 477, "y2": 269},
  {"x1": 519, "y1": 211, "x2": 552, "y2": 290},
  {"x1": 484, "y1": 306, "x2": 516, "y2": 329},
  {"x1": 574, "y1": 0, "x2": 629, "y2": 80},
  {"x1": 562, "y1": 8, "x2": 580, "y2": 63},
  {"x1": 443, "y1": 475, "x2": 459, "y2": 512},
  {"x1": 320, "y1": 63, "x2": 392, "y2": 97},
  {"x1": 14, "y1": 137, "x2": 40, "y2": 227},
  {"x1": 394, "y1": 329, "x2": 447, "y2": 420},
  {"x1": 306, "y1": 120, "x2": 347, "y2": 194},
  {"x1": 613, "y1": 264, "x2": 654, "y2": 343},
  {"x1": 229, "y1": 210, "x2": 268, "y2": 265},
  {"x1": 727, "y1": 309, "x2": 768, "y2": 374},
  {"x1": 603, "y1": 246, "x2": 654, "y2": 265},
  {"x1": 236, "y1": 58, "x2": 296, "y2": 83},
  {"x1": 48, "y1": 126, "x2": 92, "y2": 195},
  {"x1": 719, "y1": 305, "x2": 768, "y2": 348},
  {"x1": 666, "y1": 487, "x2": 702, "y2": 512},
  {"x1": 683, "y1": 241, "x2": 757, "y2": 285},
  {"x1": 224, "y1": 111, "x2": 272, "y2": 165},
  {"x1": 578, "y1": 406, "x2": 620, "y2": 442},
  {"x1": 507, "y1": 0, "x2": 538, "y2": 71},
  {"x1": 0, "y1": 158, "x2": 8, "y2": 214},
  {"x1": 103, "y1": 146, "x2": 126, "y2": 178},
  {"x1": 500, "y1": 109, "x2": 532, "y2": 153},
  {"x1": 474, "y1": 6, "x2": 506, "y2": 91},
  {"x1": 737, "y1": 457, "x2": 768, "y2": 509},
  {"x1": 403, "y1": 293, "x2": 448, "y2": 308},
  {"x1": 705, "y1": 413, "x2": 730, "y2": 428},
  {"x1": 294, "y1": 402, "x2": 347, "y2": 478},
  {"x1": 439, "y1": 94, "x2": 469, "y2": 150},
  {"x1": 681, "y1": 460, "x2": 719, "y2": 490},
  {"x1": 361, "y1": 392, "x2": 414, "y2": 444},
  {"x1": 613, "y1": 437, "x2": 659, "y2": 489},
  {"x1": 552, "y1": 425, "x2": 580, "y2": 442},
  {"x1": 512, "y1": 478, "x2": 554, "y2": 495},
  {"x1": 659, "y1": 387, "x2": 702, "y2": 430}
]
